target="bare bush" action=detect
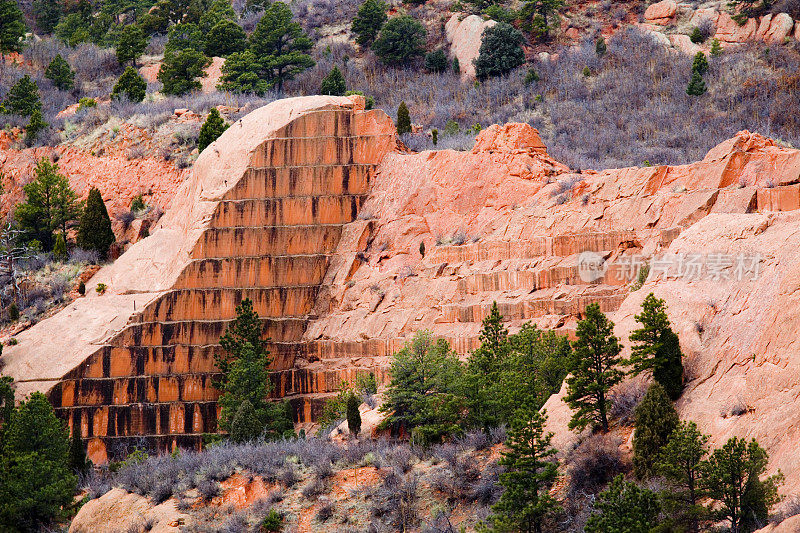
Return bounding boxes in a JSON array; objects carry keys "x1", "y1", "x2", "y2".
[
  {"x1": 608, "y1": 375, "x2": 649, "y2": 426},
  {"x1": 566, "y1": 433, "x2": 629, "y2": 496}
]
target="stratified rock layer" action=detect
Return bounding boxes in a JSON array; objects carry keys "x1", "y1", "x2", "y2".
[{"x1": 2, "y1": 95, "x2": 395, "y2": 460}]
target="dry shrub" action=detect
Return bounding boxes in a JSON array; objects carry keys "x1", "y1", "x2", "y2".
[{"x1": 566, "y1": 433, "x2": 629, "y2": 496}]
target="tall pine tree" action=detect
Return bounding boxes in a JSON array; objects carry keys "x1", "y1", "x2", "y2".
[
  {"x1": 625, "y1": 293, "x2": 684, "y2": 400},
  {"x1": 564, "y1": 303, "x2": 623, "y2": 432},
  {"x1": 491, "y1": 408, "x2": 559, "y2": 533},
  {"x1": 352, "y1": 0, "x2": 387, "y2": 46},
  {"x1": 0, "y1": 0, "x2": 27, "y2": 58},
  {"x1": 632, "y1": 382, "x2": 679, "y2": 478},
  {"x1": 76, "y1": 188, "x2": 115, "y2": 259}
]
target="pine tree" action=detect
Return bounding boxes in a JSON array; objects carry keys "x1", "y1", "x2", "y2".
[
  {"x1": 229, "y1": 399, "x2": 263, "y2": 443},
  {"x1": 686, "y1": 70, "x2": 707, "y2": 96},
  {"x1": 76, "y1": 188, "x2": 115, "y2": 260},
  {"x1": 0, "y1": 392, "x2": 77, "y2": 531},
  {"x1": 424, "y1": 49, "x2": 448, "y2": 73},
  {"x1": 204, "y1": 19, "x2": 247, "y2": 57},
  {"x1": 474, "y1": 23, "x2": 525, "y2": 79},
  {"x1": 112, "y1": 66, "x2": 147, "y2": 103},
  {"x1": 45, "y1": 54, "x2": 76, "y2": 91},
  {"x1": 0, "y1": 0, "x2": 27, "y2": 57},
  {"x1": 248, "y1": 2, "x2": 315, "y2": 92},
  {"x1": 3, "y1": 75, "x2": 41, "y2": 117},
  {"x1": 164, "y1": 22, "x2": 204, "y2": 54},
  {"x1": 0, "y1": 375, "x2": 14, "y2": 430},
  {"x1": 700, "y1": 437, "x2": 784, "y2": 533},
  {"x1": 491, "y1": 408, "x2": 559, "y2": 533},
  {"x1": 465, "y1": 302, "x2": 513, "y2": 430},
  {"x1": 625, "y1": 293, "x2": 684, "y2": 400},
  {"x1": 346, "y1": 393, "x2": 361, "y2": 436},
  {"x1": 452, "y1": 57, "x2": 461, "y2": 75},
  {"x1": 218, "y1": 49, "x2": 270, "y2": 95},
  {"x1": 595, "y1": 36, "x2": 607, "y2": 56},
  {"x1": 372, "y1": 15, "x2": 427, "y2": 66},
  {"x1": 158, "y1": 48, "x2": 210, "y2": 95},
  {"x1": 68, "y1": 428, "x2": 88, "y2": 474},
  {"x1": 352, "y1": 0, "x2": 388, "y2": 47},
  {"x1": 320, "y1": 66, "x2": 347, "y2": 96},
  {"x1": 15, "y1": 158, "x2": 81, "y2": 251},
  {"x1": 25, "y1": 108, "x2": 48, "y2": 146},
  {"x1": 657, "y1": 421, "x2": 710, "y2": 533},
  {"x1": 198, "y1": 108, "x2": 229, "y2": 153},
  {"x1": 517, "y1": 0, "x2": 565, "y2": 42},
  {"x1": 690, "y1": 26, "x2": 705, "y2": 44},
  {"x1": 33, "y1": 0, "x2": 62, "y2": 34},
  {"x1": 692, "y1": 51, "x2": 709, "y2": 75},
  {"x1": 396, "y1": 101, "x2": 411, "y2": 135},
  {"x1": 116, "y1": 24, "x2": 148, "y2": 65},
  {"x1": 564, "y1": 303, "x2": 623, "y2": 432},
  {"x1": 380, "y1": 330, "x2": 466, "y2": 444},
  {"x1": 710, "y1": 38, "x2": 722, "y2": 57},
  {"x1": 198, "y1": 0, "x2": 237, "y2": 33},
  {"x1": 632, "y1": 382, "x2": 679, "y2": 478},
  {"x1": 585, "y1": 474, "x2": 661, "y2": 532},
  {"x1": 53, "y1": 232, "x2": 67, "y2": 261}
]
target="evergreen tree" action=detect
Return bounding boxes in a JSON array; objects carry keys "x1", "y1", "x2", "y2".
[
  {"x1": 585, "y1": 474, "x2": 661, "y2": 533},
  {"x1": 3, "y1": 75, "x2": 42, "y2": 117},
  {"x1": 380, "y1": 330, "x2": 466, "y2": 444},
  {"x1": 686, "y1": 70, "x2": 707, "y2": 96},
  {"x1": 112, "y1": 66, "x2": 147, "y2": 103},
  {"x1": 710, "y1": 38, "x2": 722, "y2": 57},
  {"x1": 474, "y1": 22, "x2": 525, "y2": 79},
  {"x1": 204, "y1": 19, "x2": 247, "y2": 57},
  {"x1": 625, "y1": 293, "x2": 684, "y2": 400},
  {"x1": 25, "y1": 108, "x2": 48, "y2": 146},
  {"x1": 690, "y1": 26, "x2": 705, "y2": 44},
  {"x1": 76, "y1": 188, "x2": 115, "y2": 259},
  {"x1": 465, "y1": 302, "x2": 512, "y2": 431},
  {"x1": 0, "y1": 375, "x2": 14, "y2": 431},
  {"x1": 346, "y1": 393, "x2": 361, "y2": 436},
  {"x1": 692, "y1": 51, "x2": 709, "y2": 75},
  {"x1": 352, "y1": 0, "x2": 388, "y2": 47},
  {"x1": 248, "y1": 2, "x2": 314, "y2": 92},
  {"x1": 0, "y1": 392, "x2": 77, "y2": 531},
  {"x1": 218, "y1": 49, "x2": 270, "y2": 95},
  {"x1": 424, "y1": 49, "x2": 448, "y2": 73},
  {"x1": 34, "y1": 0, "x2": 62, "y2": 34},
  {"x1": 504, "y1": 323, "x2": 570, "y2": 412},
  {"x1": 518, "y1": 0, "x2": 565, "y2": 42},
  {"x1": 657, "y1": 421, "x2": 710, "y2": 533},
  {"x1": 68, "y1": 428, "x2": 88, "y2": 474},
  {"x1": 16, "y1": 158, "x2": 81, "y2": 251},
  {"x1": 0, "y1": 0, "x2": 26, "y2": 57},
  {"x1": 216, "y1": 299, "x2": 293, "y2": 440},
  {"x1": 198, "y1": 108, "x2": 229, "y2": 152},
  {"x1": 320, "y1": 66, "x2": 346, "y2": 96},
  {"x1": 164, "y1": 22, "x2": 204, "y2": 54},
  {"x1": 45, "y1": 54, "x2": 76, "y2": 91},
  {"x1": 116, "y1": 24, "x2": 148, "y2": 65},
  {"x1": 595, "y1": 36, "x2": 607, "y2": 56},
  {"x1": 158, "y1": 48, "x2": 210, "y2": 95},
  {"x1": 53, "y1": 232, "x2": 67, "y2": 261},
  {"x1": 700, "y1": 437, "x2": 784, "y2": 533},
  {"x1": 396, "y1": 101, "x2": 411, "y2": 135},
  {"x1": 228, "y1": 399, "x2": 263, "y2": 443},
  {"x1": 452, "y1": 57, "x2": 461, "y2": 75},
  {"x1": 491, "y1": 408, "x2": 559, "y2": 533},
  {"x1": 564, "y1": 303, "x2": 623, "y2": 432},
  {"x1": 632, "y1": 382, "x2": 679, "y2": 478},
  {"x1": 372, "y1": 15, "x2": 427, "y2": 66},
  {"x1": 198, "y1": 0, "x2": 237, "y2": 33}
]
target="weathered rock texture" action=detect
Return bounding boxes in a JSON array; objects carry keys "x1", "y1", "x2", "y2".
[
  {"x1": 2, "y1": 95, "x2": 395, "y2": 461},
  {"x1": 6, "y1": 97, "x2": 800, "y2": 496},
  {"x1": 445, "y1": 14, "x2": 496, "y2": 79}
]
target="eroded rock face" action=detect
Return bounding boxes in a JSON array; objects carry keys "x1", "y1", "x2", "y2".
[
  {"x1": 644, "y1": 0, "x2": 677, "y2": 24},
  {"x1": 2, "y1": 95, "x2": 396, "y2": 460},
  {"x1": 70, "y1": 488, "x2": 188, "y2": 533},
  {"x1": 445, "y1": 14, "x2": 497, "y2": 79}
]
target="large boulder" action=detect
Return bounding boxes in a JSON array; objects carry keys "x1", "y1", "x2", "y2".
[
  {"x1": 445, "y1": 14, "x2": 497, "y2": 79},
  {"x1": 764, "y1": 12, "x2": 795, "y2": 43},
  {"x1": 715, "y1": 11, "x2": 758, "y2": 42},
  {"x1": 70, "y1": 488, "x2": 189, "y2": 533},
  {"x1": 669, "y1": 33, "x2": 702, "y2": 55},
  {"x1": 644, "y1": 0, "x2": 677, "y2": 24}
]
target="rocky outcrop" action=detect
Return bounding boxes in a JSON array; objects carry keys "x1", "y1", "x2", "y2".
[
  {"x1": 644, "y1": 0, "x2": 678, "y2": 25},
  {"x1": 2, "y1": 95, "x2": 395, "y2": 461},
  {"x1": 715, "y1": 11, "x2": 797, "y2": 44},
  {"x1": 445, "y1": 14, "x2": 496, "y2": 79},
  {"x1": 70, "y1": 488, "x2": 188, "y2": 533}
]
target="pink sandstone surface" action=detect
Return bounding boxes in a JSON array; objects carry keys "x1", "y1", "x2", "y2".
[
  {"x1": 644, "y1": 0, "x2": 677, "y2": 25},
  {"x1": 5, "y1": 96, "x2": 800, "y2": 507},
  {"x1": 445, "y1": 14, "x2": 497, "y2": 79}
]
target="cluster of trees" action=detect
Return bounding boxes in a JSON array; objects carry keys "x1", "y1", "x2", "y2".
[
  {"x1": 10, "y1": 158, "x2": 115, "y2": 262},
  {"x1": 0, "y1": 380, "x2": 86, "y2": 531},
  {"x1": 379, "y1": 295, "x2": 783, "y2": 532}
]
